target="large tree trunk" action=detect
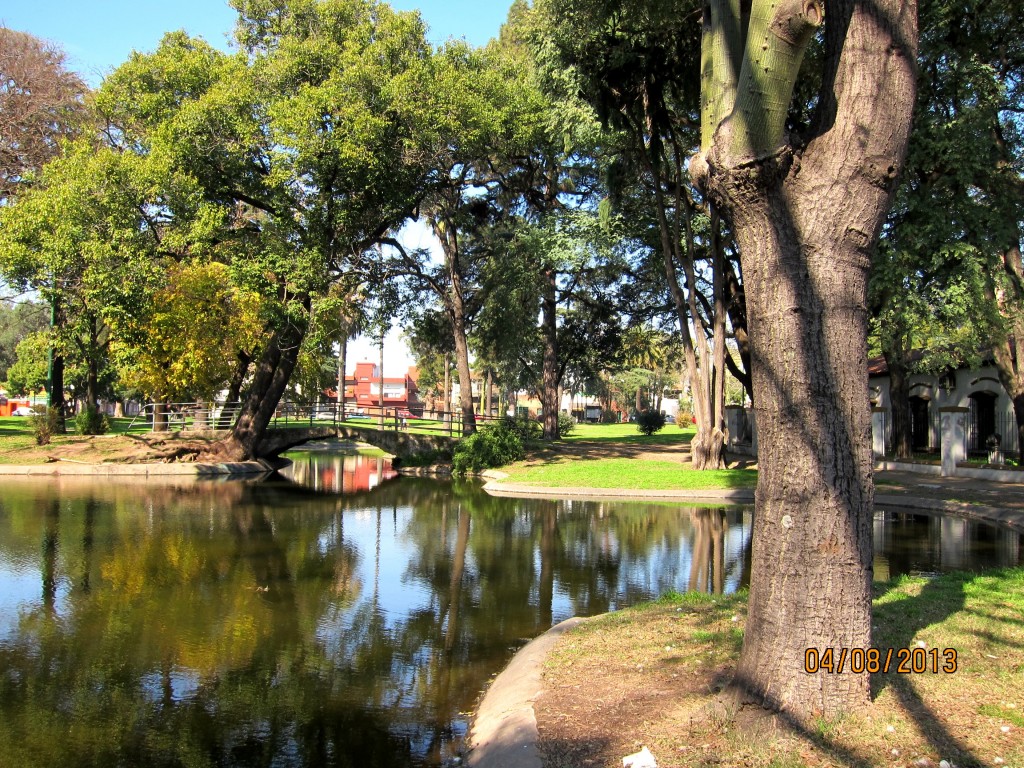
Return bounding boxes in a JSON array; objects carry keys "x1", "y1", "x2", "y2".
[
  {"x1": 643, "y1": 138, "x2": 726, "y2": 469},
  {"x1": 451, "y1": 303, "x2": 477, "y2": 437},
  {"x1": 992, "y1": 327, "x2": 1024, "y2": 464},
  {"x1": 219, "y1": 351, "x2": 251, "y2": 429},
  {"x1": 991, "y1": 245, "x2": 1024, "y2": 463},
  {"x1": 432, "y1": 207, "x2": 477, "y2": 436},
  {"x1": 47, "y1": 296, "x2": 66, "y2": 433},
  {"x1": 541, "y1": 265, "x2": 560, "y2": 440},
  {"x1": 885, "y1": 350, "x2": 913, "y2": 459},
  {"x1": 227, "y1": 320, "x2": 306, "y2": 459},
  {"x1": 696, "y1": 0, "x2": 916, "y2": 718}
]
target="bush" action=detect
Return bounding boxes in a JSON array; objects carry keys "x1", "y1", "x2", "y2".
[
  {"x1": 557, "y1": 412, "x2": 576, "y2": 438},
  {"x1": 29, "y1": 405, "x2": 61, "y2": 446},
  {"x1": 75, "y1": 406, "x2": 109, "y2": 436},
  {"x1": 501, "y1": 415, "x2": 543, "y2": 443},
  {"x1": 635, "y1": 409, "x2": 667, "y2": 436},
  {"x1": 452, "y1": 421, "x2": 526, "y2": 476}
]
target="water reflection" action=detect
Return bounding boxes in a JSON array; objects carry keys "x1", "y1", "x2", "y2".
[
  {"x1": 0, "y1": 452, "x2": 1020, "y2": 768},
  {"x1": 281, "y1": 449, "x2": 398, "y2": 493}
]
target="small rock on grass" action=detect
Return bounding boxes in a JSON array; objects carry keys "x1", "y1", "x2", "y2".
[{"x1": 622, "y1": 746, "x2": 657, "y2": 768}]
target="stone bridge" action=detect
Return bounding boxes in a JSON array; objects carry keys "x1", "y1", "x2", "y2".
[{"x1": 256, "y1": 425, "x2": 459, "y2": 460}]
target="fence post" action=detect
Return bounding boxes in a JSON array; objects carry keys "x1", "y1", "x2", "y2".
[
  {"x1": 871, "y1": 407, "x2": 888, "y2": 460},
  {"x1": 940, "y1": 406, "x2": 969, "y2": 477}
]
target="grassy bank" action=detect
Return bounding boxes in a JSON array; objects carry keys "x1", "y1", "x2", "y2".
[
  {"x1": 497, "y1": 458, "x2": 756, "y2": 490},
  {"x1": 492, "y1": 421, "x2": 758, "y2": 491},
  {"x1": 537, "y1": 568, "x2": 1024, "y2": 768},
  {"x1": 0, "y1": 415, "x2": 212, "y2": 465}
]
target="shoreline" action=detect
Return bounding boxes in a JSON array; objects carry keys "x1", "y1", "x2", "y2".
[
  {"x1": 2, "y1": 457, "x2": 1021, "y2": 533},
  {"x1": 0, "y1": 459, "x2": 275, "y2": 477}
]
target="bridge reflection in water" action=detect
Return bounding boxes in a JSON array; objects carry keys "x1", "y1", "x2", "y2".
[{"x1": 279, "y1": 450, "x2": 399, "y2": 493}]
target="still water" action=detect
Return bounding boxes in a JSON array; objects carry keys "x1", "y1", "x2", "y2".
[{"x1": 0, "y1": 449, "x2": 1020, "y2": 767}]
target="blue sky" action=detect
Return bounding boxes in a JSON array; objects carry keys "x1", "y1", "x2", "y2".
[{"x1": 1, "y1": 0, "x2": 514, "y2": 87}]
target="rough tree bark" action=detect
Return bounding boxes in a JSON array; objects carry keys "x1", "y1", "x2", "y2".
[
  {"x1": 991, "y1": 244, "x2": 1024, "y2": 464},
  {"x1": 885, "y1": 348, "x2": 913, "y2": 459},
  {"x1": 431, "y1": 212, "x2": 477, "y2": 437},
  {"x1": 227, "y1": 318, "x2": 307, "y2": 459},
  {"x1": 692, "y1": 0, "x2": 917, "y2": 717}
]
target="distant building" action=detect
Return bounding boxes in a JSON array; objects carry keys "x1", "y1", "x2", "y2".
[
  {"x1": 326, "y1": 362, "x2": 421, "y2": 415},
  {"x1": 868, "y1": 356, "x2": 1018, "y2": 456}
]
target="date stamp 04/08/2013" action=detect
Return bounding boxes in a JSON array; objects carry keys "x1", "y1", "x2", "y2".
[{"x1": 804, "y1": 647, "x2": 958, "y2": 674}]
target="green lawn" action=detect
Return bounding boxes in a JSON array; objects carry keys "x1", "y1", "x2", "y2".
[
  {"x1": 565, "y1": 421, "x2": 696, "y2": 443},
  {"x1": 499, "y1": 457, "x2": 756, "y2": 490}
]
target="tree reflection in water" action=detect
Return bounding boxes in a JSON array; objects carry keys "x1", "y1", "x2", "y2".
[{"x1": 0, "y1": 456, "x2": 1019, "y2": 767}]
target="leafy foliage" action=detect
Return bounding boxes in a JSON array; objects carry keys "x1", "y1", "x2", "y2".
[
  {"x1": 111, "y1": 261, "x2": 265, "y2": 401},
  {"x1": 451, "y1": 420, "x2": 526, "y2": 476},
  {"x1": 635, "y1": 409, "x2": 666, "y2": 436},
  {"x1": 0, "y1": 300, "x2": 48, "y2": 382},
  {"x1": 28, "y1": 404, "x2": 60, "y2": 446},
  {"x1": 0, "y1": 27, "x2": 88, "y2": 201},
  {"x1": 3, "y1": 330, "x2": 48, "y2": 396},
  {"x1": 74, "y1": 406, "x2": 109, "y2": 436}
]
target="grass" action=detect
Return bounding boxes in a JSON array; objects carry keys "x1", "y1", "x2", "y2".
[
  {"x1": 539, "y1": 568, "x2": 1024, "y2": 768},
  {"x1": 0, "y1": 415, "x2": 216, "y2": 464},
  {"x1": 486, "y1": 421, "x2": 758, "y2": 491},
  {"x1": 499, "y1": 457, "x2": 756, "y2": 490},
  {"x1": 565, "y1": 421, "x2": 697, "y2": 443}
]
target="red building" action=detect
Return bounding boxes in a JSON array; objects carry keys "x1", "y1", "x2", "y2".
[{"x1": 327, "y1": 362, "x2": 421, "y2": 415}]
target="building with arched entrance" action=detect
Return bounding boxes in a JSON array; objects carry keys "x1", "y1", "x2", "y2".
[{"x1": 868, "y1": 357, "x2": 1017, "y2": 457}]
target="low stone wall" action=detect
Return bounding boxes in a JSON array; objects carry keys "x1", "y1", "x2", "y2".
[
  {"x1": 875, "y1": 459, "x2": 1024, "y2": 484},
  {"x1": 332, "y1": 426, "x2": 456, "y2": 460}
]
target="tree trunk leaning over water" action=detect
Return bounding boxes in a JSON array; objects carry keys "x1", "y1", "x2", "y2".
[{"x1": 692, "y1": 0, "x2": 917, "y2": 718}]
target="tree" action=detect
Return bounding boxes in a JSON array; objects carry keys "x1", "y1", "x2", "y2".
[
  {"x1": 529, "y1": 0, "x2": 746, "y2": 466},
  {"x1": 383, "y1": 40, "x2": 549, "y2": 436},
  {"x1": 0, "y1": 299, "x2": 48, "y2": 382},
  {"x1": 111, "y1": 261, "x2": 266, "y2": 404},
  {"x1": 3, "y1": 330, "x2": 48, "y2": 396},
  {"x1": 0, "y1": 142, "x2": 169, "y2": 417},
  {"x1": 97, "y1": 0, "x2": 441, "y2": 459},
  {"x1": 690, "y1": 0, "x2": 917, "y2": 716},
  {"x1": 0, "y1": 27, "x2": 89, "y2": 429},
  {"x1": 0, "y1": 27, "x2": 87, "y2": 202},
  {"x1": 877, "y1": 0, "x2": 1024, "y2": 461}
]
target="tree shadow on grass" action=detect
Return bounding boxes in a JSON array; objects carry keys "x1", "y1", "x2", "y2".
[
  {"x1": 694, "y1": 570, "x2": 1012, "y2": 768},
  {"x1": 868, "y1": 571, "x2": 1003, "y2": 767}
]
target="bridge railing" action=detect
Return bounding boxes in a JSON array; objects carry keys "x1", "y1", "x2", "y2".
[
  {"x1": 270, "y1": 402, "x2": 506, "y2": 437},
  {"x1": 127, "y1": 399, "x2": 508, "y2": 438},
  {"x1": 127, "y1": 401, "x2": 244, "y2": 432}
]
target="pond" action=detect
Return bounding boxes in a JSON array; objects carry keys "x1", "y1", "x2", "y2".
[{"x1": 0, "y1": 448, "x2": 1020, "y2": 767}]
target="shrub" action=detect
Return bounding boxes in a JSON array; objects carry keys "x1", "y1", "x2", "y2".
[
  {"x1": 75, "y1": 406, "x2": 109, "y2": 436},
  {"x1": 635, "y1": 409, "x2": 667, "y2": 436},
  {"x1": 677, "y1": 411, "x2": 694, "y2": 426},
  {"x1": 452, "y1": 421, "x2": 526, "y2": 476},
  {"x1": 557, "y1": 412, "x2": 576, "y2": 438},
  {"x1": 29, "y1": 405, "x2": 61, "y2": 446},
  {"x1": 502, "y1": 415, "x2": 543, "y2": 443}
]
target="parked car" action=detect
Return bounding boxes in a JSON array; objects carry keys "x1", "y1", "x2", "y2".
[{"x1": 12, "y1": 406, "x2": 37, "y2": 416}]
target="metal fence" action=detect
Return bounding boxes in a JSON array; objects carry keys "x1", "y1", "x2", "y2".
[
  {"x1": 875, "y1": 406, "x2": 1018, "y2": 458},
  {"x1": 127, "y1": 400, "x2": 506, "y2": 437},
  {"x1": 970, "y1": 415, "x2": 1019, "y2": 456}
]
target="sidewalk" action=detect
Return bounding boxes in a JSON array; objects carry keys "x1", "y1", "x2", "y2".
[{"x1": 875, "y1": 467, "x2": 1024, "y2": 532}]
